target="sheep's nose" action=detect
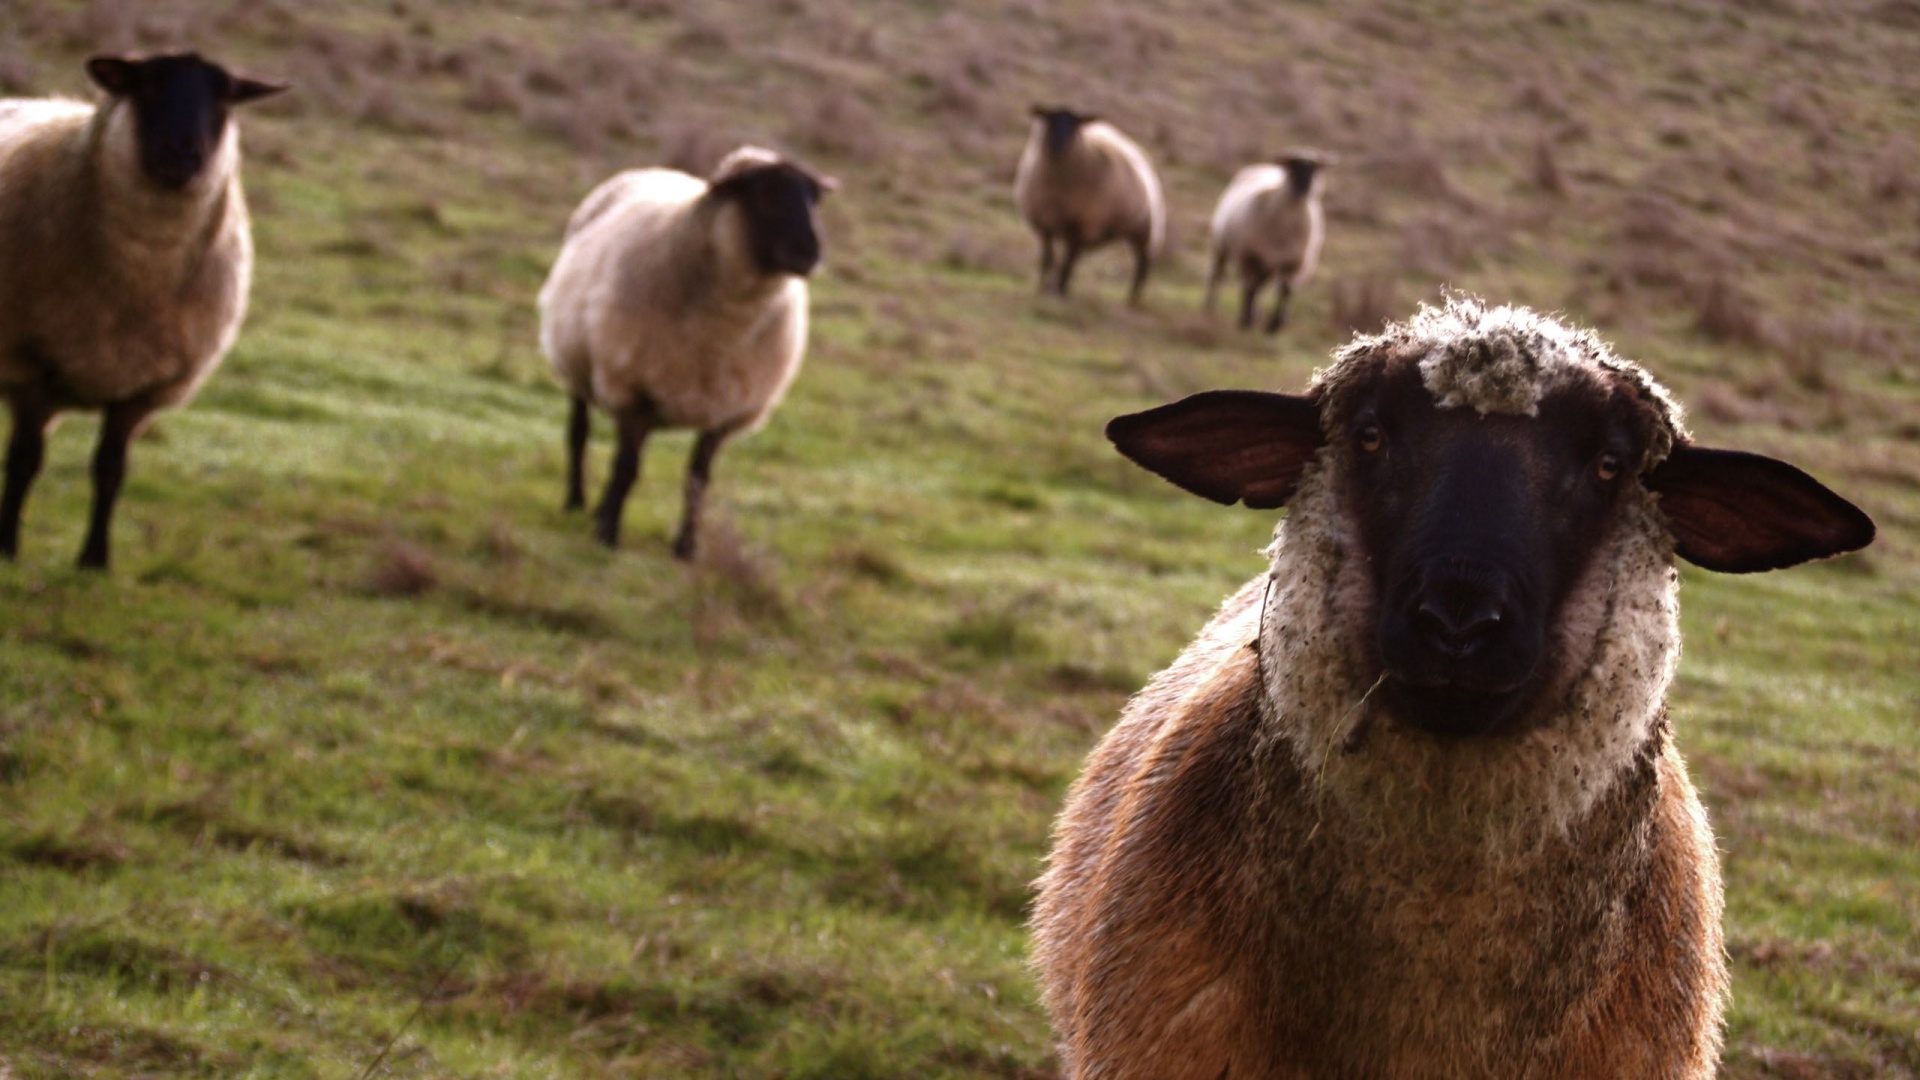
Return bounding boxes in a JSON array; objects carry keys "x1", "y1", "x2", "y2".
[{"x1": 1412, "y1": 584, "x2": 1506, "y2": 659}]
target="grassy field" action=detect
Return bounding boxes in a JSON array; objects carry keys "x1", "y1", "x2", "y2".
[{"x1": 1, "y1": 0, "x2": 1916, "y2": 1076}]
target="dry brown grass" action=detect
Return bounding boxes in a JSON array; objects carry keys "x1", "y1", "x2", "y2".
[
  {"x1": 1328, "y1": 274, "x2": 1399, "y2": 336},
  {"x1": 365, "y1": 535, "x2": 441, "y2": 597}
]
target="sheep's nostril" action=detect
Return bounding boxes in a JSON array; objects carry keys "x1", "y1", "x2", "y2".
[{"x1": 1414, "y1": 593, "x2": 1504, "y2": 657}]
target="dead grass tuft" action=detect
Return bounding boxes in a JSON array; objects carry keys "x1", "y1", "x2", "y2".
[
  {"x1": 1533, "y1": 136, "x2": 1566, "y2": 196},
  {"x1": 789, "y1": 87, "x2": 883, "y2": 160},
  {"x1": 1691, "y1": 276, "x2": 1773, "y2": 348},
  {"x1": 655, "y1": 111, "x2": 743, "y2": 175},
  {"x1": 1328, "y1": 275, "x2": 1399, "y2": 336},
  {"x1": 0, "y1": 41, "x2": 36, "y2": 94},
  {"x1": 690, "y1": 518, "x2": 789, "y2": 626},
  {"x1": 365, "y1": 536, "x2": 440, "y2": 597}
]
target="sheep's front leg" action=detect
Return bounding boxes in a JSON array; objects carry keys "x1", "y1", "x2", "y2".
[
  {"x1": 1, "y1": 389, "x2": 54, "y2": 561},
  {"x1": 78, "y1": 397, "x2": 155, "y2": 570},
  {"x1": 564, "y1": 395, "x2": 591, "y2": 511},
  {"x1": 672, "y1": 424, "x2": 739, "y2": 562},
  {"x1": 1265, "y1": 281, "x2": 1293, "y2": 335},
  {"x1": 594, "y1": 403, "x2": 654, "y2": 549}
]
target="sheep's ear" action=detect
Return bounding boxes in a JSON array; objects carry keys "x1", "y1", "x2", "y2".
[
  {"x1": 1107, "y1": 390, "x2": 1324, "y2": 510},
  {"x1": 228, "y1": 76, "x2": 289, "y2": 104},
  {"x1": 86, "y1": 56, "x2": 140, "y2": 97},
  {"x1": 1645, "y1": 445, "x2": 1875, "y2": 573}
]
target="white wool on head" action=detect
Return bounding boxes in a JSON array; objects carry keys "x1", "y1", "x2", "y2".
[{"x1": 1318, "y1": 295, "x2": 1690, "y2": 467}]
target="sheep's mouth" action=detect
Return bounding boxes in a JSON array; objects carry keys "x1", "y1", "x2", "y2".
[{"x1": 1380, "y1": 674, "x2": 1538, "y2": 738}]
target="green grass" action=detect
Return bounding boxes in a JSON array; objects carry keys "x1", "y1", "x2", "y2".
[{"x1": 3, "y1": 0, "x2": 1918, "y2": 1076}]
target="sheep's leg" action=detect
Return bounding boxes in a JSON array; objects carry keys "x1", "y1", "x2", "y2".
[
  {"x1": 594, "y1": 403, "x2": 654, "y2": 549},
  {"x1": 1, "y1": 390, "x2": 54, "y2": 561},
  {"x1": 78, "y1": 398, "x2": 154, "y2": 570},
  {"x1": 1265, "y1": 281, "x2": 1294, "y2": 335},
  {"x1": 564, "y1": 395, "x2": 591, "y2": 511},
  {"x1": 1037, "y1": 233, "x2": 1056, "y2": 294},
  {"x1": 1238, "y1": 264, "x2": 1273, "y2": 331},
  {"x1": 1055, "y1": 237, "x2": 1084, "y2": 297},
  {"x1": 1127, "y1": 238, "x2": 1152, "y2": 309},
  {"x1": 1204, "y1": 250, "x2": 1227, "y2": 315},
  {"x1": 671, "y1": 424, "x2": 739, "y2": 562}
]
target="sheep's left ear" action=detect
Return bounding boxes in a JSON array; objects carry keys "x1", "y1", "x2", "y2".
[
  {"x1": 227, "y1": 76, "x2": 290, "y2": 104},
  {"x1": 1107, "y1": 390, "x2": 1324, "y2": 510},
  {"x1": 1645, "y1": 445, "x2": 1875, "y2": 573},
  {"x1": 86, "y1": 56, "x2": 140, "y2": 97}
]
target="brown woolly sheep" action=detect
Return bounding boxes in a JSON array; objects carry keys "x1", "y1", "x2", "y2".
[
  {"x1": 0, "y1": 53, "x2": 285, "y2": 569},
  {"x1": 1014, "y1": 106, "x2": 1166, "y2": 307},
  {"x1": 1031, "y1": 298, "x2": 1875, "y2": 1079}
]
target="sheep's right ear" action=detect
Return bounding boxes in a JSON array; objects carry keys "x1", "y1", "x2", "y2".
[
  {"x1": 1107, "y1": 390, "x2": 1324, "y2": 510},
  {"x1": 86, "y1": 56, "x2": 140, "y2": 97},
  {"x1": 228, "y1": 76, "x2": 290, "y2": 104}
]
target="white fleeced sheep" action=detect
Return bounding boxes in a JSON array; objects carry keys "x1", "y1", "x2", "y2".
[
  {"x1": 1014, "y1": 106, "x2": 1165, "y2": 307},
  {"x1": 1032, "y1": 298, "x2": 1875, "y2": 1079},
  {"x1": 538, "y1": 145, "x2": 833, "y2": 558},
  {"x1": 0, "y1": 53, "x2": 284, "y2": 569},
  {"x1": 1205, "y1": 153, "x2": 1326, "y2": 333}
]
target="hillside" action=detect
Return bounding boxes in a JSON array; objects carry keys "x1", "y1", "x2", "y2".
[{"x1": 1, "y1": 0, "x2": 1916, "y2": 1076}]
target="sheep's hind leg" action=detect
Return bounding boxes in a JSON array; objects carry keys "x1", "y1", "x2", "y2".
[
  {"x1": 564, "y1": 395, "x2": 591, "y2": 511},
  {"x1": 671, "y1": 423, "x2": 740, "y2": 562},
  {"x1": 1, "y1": 390, "x2": 54, "y2": 560},
  {"x1": 78, "y1": 397, "x2": 155, "y2": 570},
  {"x1": 1037, "y1": 233, "x2": 1056, "y2": 294},
  {"x1": 1238, "y1": 263, "x2": 1273, "y2": 331},
  {"x1": 1055, "y1": 236, "x2": 1084, "y2": 297},
  {"x1": 1127, "y1": 237, "x2": 1152, "y2": 309},
  {"x1": 1265, "y1": 281, "x2": 1294, "y2": 335},
  {"x1": 594, "y1": 403, "x2": 655, "y2": 549},
  {"x1": 1204, "y1": 249, "x2": 1227, "y2": 315}
]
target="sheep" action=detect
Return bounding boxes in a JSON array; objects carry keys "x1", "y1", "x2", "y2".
[
  {"x1": 1014, "y1": 106, "x2": 1165, "y2": 307},
  {"x1": 0, "y1": 52, "x2": 285, "y2": 570},
  {"x1": 1205, "y1": 153, "x2": 1327, "y2": 334},
  {"x1": 1031, "y1": 298, "x2": 1875, "y2": 1079},
  {"x1": 538, "y1": 146, "x2": 834, "y2": 559}
]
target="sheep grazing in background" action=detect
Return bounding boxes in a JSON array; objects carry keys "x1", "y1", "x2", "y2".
[
  {"x1": 1014, "y1": 106, "x2": 1165, "y2": 307},
  {"x1": 1032, "y1": 298, "x2": 1875, "y2": 1079},
  {"x1": 0, "y1": 52, "x2": 285, "y2": 570},
  {"x1": 1205, "y1": 152, "x2": 1327, "y2": 333},
  {"x1": 539, "y1": 146, "x2": 834, "y2": 559}
]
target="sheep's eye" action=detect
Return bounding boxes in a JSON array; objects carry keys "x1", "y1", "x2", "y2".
[
  {"x1": 1357, "y1": 424, "x2": 1383, "y2": 453},
  {"x1": 1596, "y1": 451, "x2": 1622, "y2": 481}
]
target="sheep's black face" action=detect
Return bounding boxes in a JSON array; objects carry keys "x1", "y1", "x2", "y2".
[
  {"x1": 1342, "y1": 362, "x2": 1656, "y2": 738},
  {"x1": 1281, "y1": 156, "x2": 1321, "y2": 197},
  {"x1": 715, "y1": 164, "x2": 829, "y2": 277},
  {"x1": 1033, "y1": 107, "x2": 1093, "y2": 157},
  {"x1": 86, "y1": 53, "x2": 285, "y2": 192}
]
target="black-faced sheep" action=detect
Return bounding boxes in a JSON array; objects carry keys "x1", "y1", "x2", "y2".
[
  {"x1": 1031, "y1": 299, "x2": 1875, "y2": 1079},
  {"x1": 1014, "y1": 106, "x2": 1165, "y2": 307},
  {"x1": 1205, "y1": 153, "x2": 1326, "y2": 333},
  {"x1": 0, "y1": 53, "x2": 285, "y2": 569},
  {"x1": 538, "y1": 146, "x2": 833, "y2": 559}
]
